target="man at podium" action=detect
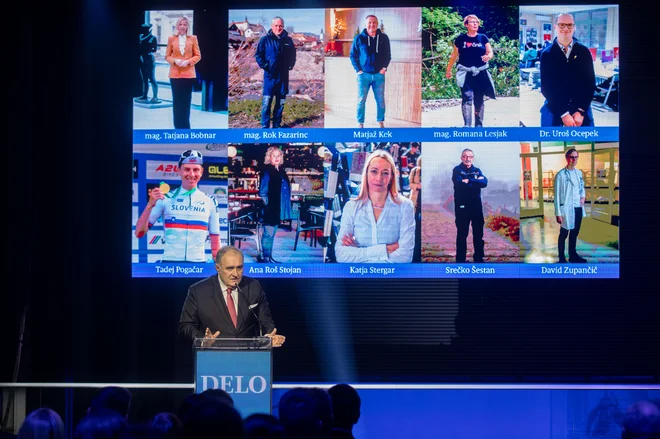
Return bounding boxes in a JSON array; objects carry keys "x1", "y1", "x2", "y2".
[{"x1": 179, "y1": 247, "x2": 286, "y2": 347}]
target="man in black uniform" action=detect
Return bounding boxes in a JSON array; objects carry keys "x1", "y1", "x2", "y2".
[
  {"x1": 136, "y1": 23, "x2": 161, "y2": 103},
  {"x1": 452, "y1": 148, "x2": 488, "y2": 263}
]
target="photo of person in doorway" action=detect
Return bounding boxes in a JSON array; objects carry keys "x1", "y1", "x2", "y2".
[
  {"x1": 227, "y1": 144, "x2": 325, "y2": 263},
  {"x1": 519, "y1": 141, "x2": 619, "y2": 264}
]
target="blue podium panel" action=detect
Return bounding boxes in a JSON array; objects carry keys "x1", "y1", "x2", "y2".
[{"x1": 195, "y1": 350, "x2": 272, "y2": 417}]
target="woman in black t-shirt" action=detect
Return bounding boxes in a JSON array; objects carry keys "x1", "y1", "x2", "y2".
[{"x1": 445, "y1": 14, "x2": 497, "y2": 127}]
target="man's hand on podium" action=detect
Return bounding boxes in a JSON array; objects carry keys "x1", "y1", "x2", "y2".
[
  {"x1": 202, "y1": 327, "x2": 220, "y2": 347},
  {"x1": 266, "y1": 328, "x2": 286, "y2": 348}
]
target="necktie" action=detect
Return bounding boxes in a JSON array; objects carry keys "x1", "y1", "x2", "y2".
[
  {"x1": 563, "y1": 46, "x2": 569, "y2": 56},
  {"x1": 227, "y1": 289, "x2": 238, "y2": 328}
]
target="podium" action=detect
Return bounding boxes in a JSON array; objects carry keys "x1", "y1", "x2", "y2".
[{"x1": 194, "y1": 337, "x2": 272, "y2": 417}]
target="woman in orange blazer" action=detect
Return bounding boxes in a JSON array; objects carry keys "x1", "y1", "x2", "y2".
[{"x1": 165, "y1": 16, "x2": 201, "y2": 129}]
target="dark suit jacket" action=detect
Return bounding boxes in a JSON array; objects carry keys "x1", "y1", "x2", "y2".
[
  {"x1": 331, "y1": 430, "x2": 356, "y2": 439},
  {"x1": 179, "y1": 275, "x2": 276, "y2": 342},
  {"x1": 540, "y1": 37, "x2": 596, "y2": 117}
]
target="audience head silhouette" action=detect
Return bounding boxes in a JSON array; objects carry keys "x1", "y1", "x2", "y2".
[
  {"x1": 18, "y1": 408, "x2": 65, "y2": 439},
  {"x1": 328, "y1": 383, "x2": 361, "y2": 433},
  {"x1": 243, "y1": 413, "x2": 284, "y2": 439},
  {"x1": 621, "y1": 400, "x2": 660, "y2": 439},
  {"x1": 147, "y1": 412, "x2": 182, "y2": 439},
  {"x1": 278, "y1": 387, "x2": 331, "y2": 439},
  {"x1": 74, "y1": 408, "x2": 128, "y2": 439},
  {"x1": 307, "y1": 388, "x2": 334, "y2": 434},
  {"x1": 181, "y1": 399, "x2": 243, "y2": 439},
  {"x1": 200, "y1": 388, "x2": 235, "y2": 408},
  {"x1": 89, "y1": 386, "x2": 132, "y2": 419},
  {"x1": 176, "y1": 393, "x2": 206, "y2": 422}
]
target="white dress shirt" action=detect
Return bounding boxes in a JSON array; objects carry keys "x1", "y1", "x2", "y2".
[
  {"x1": 178, "y1": 34, "x2": 187, "y2": 56},
  {"x1": 335, "y1": 194, "x2": 415, "y2": 263}
]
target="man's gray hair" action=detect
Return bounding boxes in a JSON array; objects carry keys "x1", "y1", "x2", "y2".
[{"x1": 215, "y1": 246, "x2": 244, "y2": 264}]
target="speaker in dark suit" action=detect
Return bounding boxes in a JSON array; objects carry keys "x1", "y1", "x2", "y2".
[{"x1": 178, "y1": 247, "x2": 285, "y2": 347}]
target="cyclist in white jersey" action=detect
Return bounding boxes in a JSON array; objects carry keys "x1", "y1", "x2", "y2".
[{"x1": 135, "y1": 150, "x2": 221, "y2": 263}]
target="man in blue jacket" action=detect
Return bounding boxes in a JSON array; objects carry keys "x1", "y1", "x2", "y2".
[
  {"x1": 255, "y1": 16, "x2": 296, "y2": 128},
  {"x1": 350, "y1": 15, "x2": 391, "y2": 128}
]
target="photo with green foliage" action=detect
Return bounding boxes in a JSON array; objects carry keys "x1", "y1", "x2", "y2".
[{"x1": 422, "y1": 6, "x2": 519, "y2": 101}]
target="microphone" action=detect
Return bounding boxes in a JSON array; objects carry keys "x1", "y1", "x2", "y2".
[{"x1": 234, "y1": 283, "x2": 265, "y2": 337}]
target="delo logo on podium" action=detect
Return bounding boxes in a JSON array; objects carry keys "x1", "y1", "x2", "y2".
[
  {"x1": 195, "y1": 350, "x2": 272, "y2": 417},
  {"x1": 199, "y1": 375, "x2": 268, "y2": 394}
]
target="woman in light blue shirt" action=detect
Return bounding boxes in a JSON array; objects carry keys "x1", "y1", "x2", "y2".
[{"x1": 335, "y1": 150, "x2": 416, "y2": 263}]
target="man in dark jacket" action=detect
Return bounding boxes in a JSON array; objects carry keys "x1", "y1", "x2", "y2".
[
  {"x1": 452, "y1": 148, "x2": 488, "y2": 263},
  {"x1": 136, "y1": 23, "x2": 160, "y2": 103},
  {"x1": 350, "y1": 15, "x2": 391, "y2": 128},
  {"x1": 540, "y1": 13, "x2": 596, "y2": 127},
  {"x1": 178, "y1": 247, "x2": 286, "y2": 346},
  {"x1": 255, "y1": 16, "x2": 296, "y2": 128}
]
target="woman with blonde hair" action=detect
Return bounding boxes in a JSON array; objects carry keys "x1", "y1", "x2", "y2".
[
  {"x1": 165, "y1": 16, "x2": 201, "y2": 129},
  {"x1": 258, "y1": 147, "x2": 292, "y2": 263},
  {"x1": 335, "y1": 150, "x2": 415, "y2": 263}
]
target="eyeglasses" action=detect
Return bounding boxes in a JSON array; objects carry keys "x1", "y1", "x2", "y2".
[
  {"x1": 462, "y1": 155, "x2": 474, "y2": 159},
  {"x1": 556, "y1": 23, "x2": 575, "y2": 29},
  {"x1": 568, "y1": 155, "x2": 579, "y2": 159},
  {"x1": 467, "y1": 20, "x2": 480, "y2": 24}
]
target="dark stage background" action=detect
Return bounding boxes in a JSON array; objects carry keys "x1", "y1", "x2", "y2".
[{"x1": 5, "y1": 0, "x2": 658, "y2": 413}]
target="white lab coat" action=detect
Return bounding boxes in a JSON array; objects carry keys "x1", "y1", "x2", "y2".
[{"x1": 554, "y1": 167, "x2": 586, "y2": 230}]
